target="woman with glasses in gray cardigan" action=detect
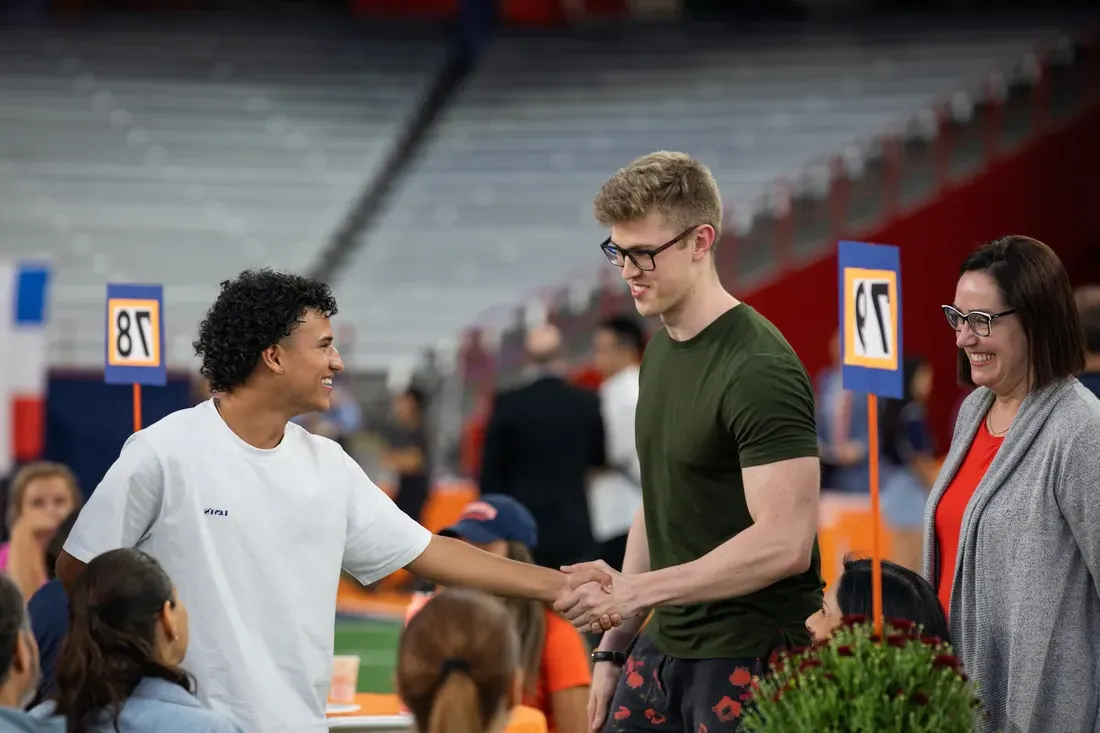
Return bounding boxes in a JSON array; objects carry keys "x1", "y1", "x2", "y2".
[{"x1": 923, "y1": 235, "x2": 1100, "y2": 733}]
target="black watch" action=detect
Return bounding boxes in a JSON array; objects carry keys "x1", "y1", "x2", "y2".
[{"x1": 591, "y1": 650, "x2": 628, "y2": 666}]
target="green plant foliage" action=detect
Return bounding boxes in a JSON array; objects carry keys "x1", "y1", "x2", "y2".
[{"x1": 741, "y1": 616, "x2": 981, "y2": 733}]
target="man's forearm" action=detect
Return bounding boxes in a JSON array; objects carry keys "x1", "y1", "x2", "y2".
[
  {"x1": 621, "y1": 506, "x2": 650, "y2": 574},
  {"x1": 597, "y1": 507, "x2": 650, "y2": 652},
  {"x1": 634, "y1": 521, "x2": 812, "y2": 608},
  {"x1": 407, "y1": 535, "x2": 563, "y2": 603},
  {"x1": 595, "y1": 613, "x2": 647, "y2": 653}
]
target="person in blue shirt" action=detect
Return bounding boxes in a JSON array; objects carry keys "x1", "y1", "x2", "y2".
[
  {"x1": 26, "y1": 510, "x2": 78, "y2": 709},
  {"x1": 816, "y1": 331, "x2": 871, "y2": 493},
  {"x1": 878, "y1": 356, "x2": 939, "y2": 571},
  {"x1": 30, "y1": 548, "x2": 241, "y2": 732},
  {"x1": 0, "y1": 573, "x2": 64, "y2": 731}
]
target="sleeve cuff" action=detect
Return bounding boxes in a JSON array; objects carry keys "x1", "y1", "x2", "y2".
[{"x1": 350, "y1": 524, "x2": 432, "y2": 587}]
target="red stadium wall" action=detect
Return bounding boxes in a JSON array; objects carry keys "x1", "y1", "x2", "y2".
[{"x1": 746, "y1": 102, "x2": 1100, "y2": 452}]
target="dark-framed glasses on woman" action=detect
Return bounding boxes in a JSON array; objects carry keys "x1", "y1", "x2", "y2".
[
  {"x1": 942, "y1": 304, "x2": 1016, "y2": 337},
  {"x1": 599, "y1": 225, "x2": 700, "y2": 272}
]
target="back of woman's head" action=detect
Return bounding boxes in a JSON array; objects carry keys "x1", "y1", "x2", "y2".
[
  {"x1": 398, "y1": 589, "x2": 521, "y2": 733},
  {"x1": 837, "y1": 556, "x2": 951, "y2": 643},
  {"x1": 54, "y1": 548, "x2": 192, "y2": 732}
]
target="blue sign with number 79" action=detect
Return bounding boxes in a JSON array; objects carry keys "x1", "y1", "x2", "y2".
[
  {"x1": 104, "y1": 283, "x2": 167, "y2": 386},
  {"x1": 837, "y1": 241, "x2": 904, "y2": 400}
]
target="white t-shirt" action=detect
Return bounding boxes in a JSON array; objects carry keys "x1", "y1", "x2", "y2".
[
  {"x1": 588, "y1": 365, "x2": 642, "y2": 542},
  {"x1": 64, "y1": 399, "x2": 432, "y2": 733}
]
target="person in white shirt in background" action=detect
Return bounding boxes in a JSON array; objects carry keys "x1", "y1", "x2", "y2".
[
  {"x1": 54, "y1": 269, "x2": 613, "y2": 733},
  {"x1": 588, "y1": 316, "x2": 646, "y2": 572}
]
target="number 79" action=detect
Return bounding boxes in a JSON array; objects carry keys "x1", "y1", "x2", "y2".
[{"x1": 855, "y1": 282, "x2": 891, "y2": 353}]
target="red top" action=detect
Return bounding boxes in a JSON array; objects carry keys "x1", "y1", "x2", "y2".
[{"x1": 935, "y1": 420, "x2": 1004, "y2": 614}]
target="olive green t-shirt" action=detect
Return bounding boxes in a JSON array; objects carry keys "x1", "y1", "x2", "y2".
[{"x1": 638, "y1": 304, "x2": 824, "y2": 659}]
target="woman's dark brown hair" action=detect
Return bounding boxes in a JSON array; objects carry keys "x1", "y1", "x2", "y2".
[
  {"x1": 52, "y1": 548, "x2": 193, "y2": 732},
  {"x1": 956, "y1": 235, "x2": 1086, "y2": 390},
  {"x1": 398, "y1": 589, "x2": 520, "y2": 733}
]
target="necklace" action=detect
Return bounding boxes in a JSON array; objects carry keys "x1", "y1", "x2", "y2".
[{"x1": 985, "y1": 410, "x2": 1012, "y2": 437}]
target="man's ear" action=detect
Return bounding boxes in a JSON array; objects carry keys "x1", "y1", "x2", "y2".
[
  {"x1": 693, "y1": 224, "x2": 717, "y2": 259},
  {"x1": 259, "y1": 344, "x2": 283, "y2": 374}
]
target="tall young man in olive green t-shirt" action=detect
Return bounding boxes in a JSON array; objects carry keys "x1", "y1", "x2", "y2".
[{"x1": 554, "y1": 152, "x2": 824, "y2": 732}]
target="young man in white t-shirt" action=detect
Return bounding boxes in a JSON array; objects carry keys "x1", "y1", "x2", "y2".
[{"x1": 55, "y1": 270, "x2": 612, "y2": 733}]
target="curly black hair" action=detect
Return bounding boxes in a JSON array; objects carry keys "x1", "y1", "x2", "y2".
[{"x1": 193, "y1": 269, "x2": 338, "y2": 393}]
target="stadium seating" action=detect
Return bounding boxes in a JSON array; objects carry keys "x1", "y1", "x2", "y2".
[
  {"x1": 333, "y1": 20, "x2": 1071, "y2": 370},
  {"x1": 0, "y1": 19, "x2": 448, "y2": 367}
]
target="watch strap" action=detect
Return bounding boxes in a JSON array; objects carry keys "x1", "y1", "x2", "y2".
[{"x1": 591, "y1": 650, "x2": 628, "y2": 666}]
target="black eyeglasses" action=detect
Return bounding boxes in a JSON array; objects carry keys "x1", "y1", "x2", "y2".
[
  {"x1": 600, "y1": 226, "x2": 700, "y2": 272},
  {"x1": 942, "y1": 304, "x2": 1016, "y2": 337}
]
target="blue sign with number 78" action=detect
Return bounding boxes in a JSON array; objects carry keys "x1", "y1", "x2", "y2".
[
  {"x1": 104, "y1": 283, "x2": 167, "y2": 386},
  {"x1": 837, "y1": 241, "x2": 904, "y2": 400}
]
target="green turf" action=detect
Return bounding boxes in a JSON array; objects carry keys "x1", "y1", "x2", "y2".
[{"x1": 333, "y1": 618, "x2": 403, "y2": 693}]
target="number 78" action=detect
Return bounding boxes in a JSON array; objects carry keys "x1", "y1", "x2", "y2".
[{"x1": 116, "y1": 309, "x2": 153, "y2": 358}]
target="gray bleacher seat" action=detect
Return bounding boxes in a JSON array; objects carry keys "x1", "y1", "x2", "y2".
[
  {"x1": 333, "y1": 21, "x2": 1070, "y2": 371},
  {"x1": 0, "y1": 18, "x2": 447, "y2": 368}
]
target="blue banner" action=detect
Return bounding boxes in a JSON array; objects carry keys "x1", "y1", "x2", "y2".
[
  {"x1": 837, "y1": 241, "x2": 904, "y2": 399},
  {"x1": 104, "y1": 283, "x2": 167, "y2": 387}
]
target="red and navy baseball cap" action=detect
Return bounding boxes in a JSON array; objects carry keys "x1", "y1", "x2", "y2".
[{"x1": 439, "y1": 494, "x2": 538, "y2": 550}]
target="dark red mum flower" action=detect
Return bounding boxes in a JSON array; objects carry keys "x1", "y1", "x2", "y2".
[
  {"x1": 932, "y1": 654, "x2": 961, "y2": 671},
  {"x1": 911, "y1": 691, "x2": 930, "y2": 706},
  {"x1": 886, "y1": 634, "x2": 909, "y2": 648},
  {"x1": 835, "y1": 645, "x2": 854, "y2": 657}
]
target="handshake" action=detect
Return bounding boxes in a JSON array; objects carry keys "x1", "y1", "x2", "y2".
[{"x1": 551, "y1": 560, "x2": 645, "y2": 634}]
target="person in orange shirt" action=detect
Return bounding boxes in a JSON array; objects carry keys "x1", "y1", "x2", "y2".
[{"x1": 414, "y1": 496, "x2": 591, "y2": 733}]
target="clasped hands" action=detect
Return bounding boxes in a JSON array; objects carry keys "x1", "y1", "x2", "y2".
[{"x1": 552, "y1": 560, "x2": 644, "y2": 634}]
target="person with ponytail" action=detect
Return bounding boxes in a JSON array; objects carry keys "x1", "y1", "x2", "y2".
[
  {"x1": 398, "y1": 589, "x2": 522, "y2": 733},
  {"x1": 428, "y1": 496, "x2": 590, "y2": 733},
  {"x1": 30, "y1": 549, "x2": 241, "y2": 732}
]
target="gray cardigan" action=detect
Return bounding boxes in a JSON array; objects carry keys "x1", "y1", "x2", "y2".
[{"x1": 922, "y1": 378, "x2": 1100, "y2": 733}]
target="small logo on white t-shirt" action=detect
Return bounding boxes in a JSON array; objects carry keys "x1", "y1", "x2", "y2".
[{"x1": 204, "y1": 508, "x2": 229, "y2": 517}]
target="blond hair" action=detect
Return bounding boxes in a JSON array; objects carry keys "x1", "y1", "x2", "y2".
[
  {"x1": 594, "y1": 151, "x2": 722, "y2": 238},
  {"x1": 398, "y1": 589, "x2": 520, "y2": 733},
  {"x1": 5, "y1": 461, "x2": 82, "y2": 529}
]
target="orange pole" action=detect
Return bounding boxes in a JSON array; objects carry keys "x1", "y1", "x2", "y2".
[
  {"x1": 133, "y1": 383, "x2": 143, "y2": 433},
  {"x1": 867, "y1": 393, "x2": 883, "y2": 635}
]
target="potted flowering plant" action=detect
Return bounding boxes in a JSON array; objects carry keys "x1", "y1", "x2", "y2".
[{"x1": 741, "y1": 617, "x2": 980, "y2": 733}]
